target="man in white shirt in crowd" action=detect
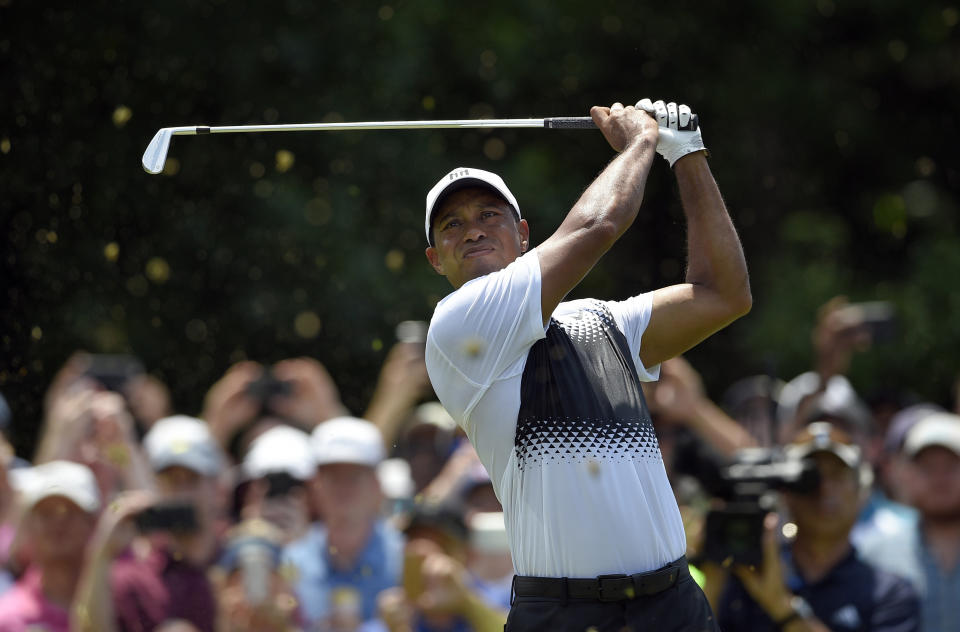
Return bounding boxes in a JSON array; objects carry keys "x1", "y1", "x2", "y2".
[{"x1": 422, "y1": 99, "x2": 751, "y2": 631}]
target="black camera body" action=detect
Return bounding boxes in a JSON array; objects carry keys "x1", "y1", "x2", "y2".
[
  {"x1": 244, "y1": 370, "x2": 293, "y2": 420},
  {"x1": 703, "y1": 448, "x2": 819, "y2": 566},
  {"x1": 263, "y1": 472, "x2": 303, "y2": 498},
  {"x1": 245, "y1": 371, "x2": 293, "y2": 403},
  {"x1": 84, "y1": 354, "x2": 145, "y2": 392},
  {"x1": 134, "y1": 501, "x2": 199, "y2": 534}
]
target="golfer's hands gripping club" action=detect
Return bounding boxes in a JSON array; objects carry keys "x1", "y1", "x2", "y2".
[
  {"x1": 590, "y1": 102, "x2": 660, "y2": 153},
  {"x1": 636, "y1": 99, "x2": 706, "y2": 167}
]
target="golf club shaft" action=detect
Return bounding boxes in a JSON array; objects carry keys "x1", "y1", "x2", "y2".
[
  {"x1": 180, "y1": 118, "x2": 598, "y2": 134},
  {"x1": 142, "y1": 115, "x2": 699, "y2": 174}
]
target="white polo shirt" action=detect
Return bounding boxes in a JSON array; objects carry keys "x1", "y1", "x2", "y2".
[{"x1": 425, "y1": 250, "x2": 686, "y2": 578}]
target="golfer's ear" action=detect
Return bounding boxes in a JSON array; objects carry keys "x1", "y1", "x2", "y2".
[
  {"x1": 425, "y1": 247, "x2": 443, "y2": 274},
  {"x1": 518, "y1": 219, "x2": 530, "y2": 252}
]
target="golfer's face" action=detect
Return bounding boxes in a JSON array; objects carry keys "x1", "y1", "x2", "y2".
[{"x1": 426, "y1": 188, "x2": 528, "y2": 288}]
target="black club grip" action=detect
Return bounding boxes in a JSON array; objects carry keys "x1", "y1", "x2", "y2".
[
  {"x1": 543, "y1": 117, "x2": 598, "y2": 129},
  {"x1": 544, "y1": 114, "x2": 699, "y2": 131}
]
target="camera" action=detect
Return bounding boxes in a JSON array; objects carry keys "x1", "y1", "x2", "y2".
[
  {"x1": 703, "y1": 448, "x2": 819, "y2": 566},
  {"x1": 84, "y1": 354, "x2": 145, "y2": 392},
  {"x1": 134, "y1": 501, "x2": 199, "y2": 534},
  {"x1": 263, "y1": 472, "x2": 303, "y2": 498},
  {"x1": 245, "y1": 369, "x2": 293, "y2": 416}
]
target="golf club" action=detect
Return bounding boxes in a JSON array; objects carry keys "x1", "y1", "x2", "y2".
[{"x1": 142, "y1": 114, "x2": 699, "y2": 175}]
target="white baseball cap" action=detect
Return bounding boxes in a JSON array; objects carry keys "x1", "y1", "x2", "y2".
[
  {"x1": 242, "y1": 425, "x2": 316, "y2": 481},
  {"x1": 903, "y1": 412, "x2": 960, "y2": 458},
  {"x1": 10, "y1": 460, "x2": 101, "y2": 514},
  {"x1": 311, "y1": 416, "x2": 385, "y2": 467},
  {"x1": 144, "y1": 415, "x2": 224, "y2": 477},
  {"x1": 424, "y1": 167, "x2": 521, "y2": 245}
]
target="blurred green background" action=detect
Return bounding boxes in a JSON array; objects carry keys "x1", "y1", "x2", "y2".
[{"x1": 2, "y1": 0, "x2": 958, "y2": 457}]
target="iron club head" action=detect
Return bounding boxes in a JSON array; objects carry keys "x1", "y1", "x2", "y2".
[
  {"x1": 142, "y1": 127, "x2": 195, "y2": 174},
  {"x1": 142, "y1": 127, "x2": 173, "y2": 174}
]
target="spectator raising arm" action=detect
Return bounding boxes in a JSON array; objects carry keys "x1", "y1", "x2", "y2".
[
  {"x1": 72, "y1": 491, "x2": 155, "y2": 632},
  {"x1": 364, "y1": 341, "x2": 434, "y2": 450},
  {"x1": 648, "y1": 357, "x2": 758, "y2": 458}
]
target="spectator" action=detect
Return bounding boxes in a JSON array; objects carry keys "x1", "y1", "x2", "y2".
[
  {"x1": 364, "y1": 340, "x2": 436, "y2": 455},
  {"x1": 34, "y1": 352, "x2": 172, "y2": 440},
  {"x1": 0, "y1": 460, "x2": 100, "y2": 631},
  {"x1": 73, "y1": 415, "x2": 226, "y2": 632},
  {"x1": 644, "y1": 356, "x2": 759, "y2": 461},
  {"x1": 394, "y1": 403, "x2": 460, "y2": 494},
  {"x1": 236, "y1": 424, "x2": 315, "y2": 544},
  {"x1": 775, "y1": 297, "x2": 878, "y2": 444},
  {"x1": 202, "y1": 359, "x2": 347, "y2": 461},
  {"x1": 776, "y1": 298, "x2": 917, "y2": 550},
  {"x1": 873, "y1": 404, "x2": 942, "y2": 510},
  {"x1": 213, "y1": 518, "x2": 301, "y2": 632},
  {"x1": 372, "y1": 504, "x2": 506, "y2": 632},
  {"x1": 642, "y1": 357, "x2": 758, "y2": 499},
  {"x1": 34, "y1": 387, "x2": 155, "y2": 500},
  {"x1": 858, "y1": 412, "x2": 960, "y2": 631},
  {"x1": 464, "y1": 512, "x2": 513, "y2": 612},
  {"x1": 721, "y1": 374, "x2": 784, "y2": 448},
  {"x1": 713, "y1": 422, "x2": 920, "y2": 631},
  {"x1": 282, "y1": 416, "x2": 403, "y2": 629}
]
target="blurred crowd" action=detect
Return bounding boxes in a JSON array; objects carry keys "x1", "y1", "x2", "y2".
[{"x1": 0, "y1": 296, "x2": 957, "y2": 631}]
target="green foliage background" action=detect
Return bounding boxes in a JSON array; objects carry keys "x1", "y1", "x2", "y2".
[{"x1": 2, "y1": 0, "x2": 958, "y2": 455}]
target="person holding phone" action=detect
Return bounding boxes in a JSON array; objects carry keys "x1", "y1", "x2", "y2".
[
  {"x1": 235, "y1": 425, "x2": 315, "y2": 544},
  {"x1": 72, "y1": 415, "x2": 226, "y2": 632},
  {"x1": 214, "y1": 519, "x2": 301, "y2": 632}
]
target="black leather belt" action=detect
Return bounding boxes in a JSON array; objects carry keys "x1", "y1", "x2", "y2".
[{"x1": 512, "y1": 556, "x2": 688, "y2": 603}]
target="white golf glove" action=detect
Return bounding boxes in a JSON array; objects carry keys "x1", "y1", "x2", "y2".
[{"x1": 636, "y1": 98, "x2": 706, "y2": 167}]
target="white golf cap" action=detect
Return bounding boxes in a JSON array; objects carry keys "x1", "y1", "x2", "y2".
[
  {"x1": 144, "y1": 415, "x2": 224, "y2": 477},
  {"x1": 424, "y1": 167, "x2": 521, "y2": 245},
  {"x1": 903, "y1": 412, "x2": 960, "y2": 458},
  {"x1": 242, "y1": 425, "x2": 316, "y2": 481},
  {"x1": 311, "y1": 416, "x2": 385, "y2": 467},
  {"x1": 10, "y1": 460, "x2": 101, "y2": 514}
]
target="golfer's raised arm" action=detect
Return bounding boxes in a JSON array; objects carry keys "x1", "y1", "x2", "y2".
[
  {"x1": 637, "y1": 100, "x2": 752, "y2": 368},
  {"x1": 535, "y1": 103, "x2": 660, "y2": 326}
]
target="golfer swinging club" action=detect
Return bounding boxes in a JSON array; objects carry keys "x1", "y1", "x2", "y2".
[{"x1": 422, "y1": 99, "x2": 750, "y2": 631}]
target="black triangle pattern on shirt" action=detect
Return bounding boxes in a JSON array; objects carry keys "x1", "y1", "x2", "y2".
[{"x1": 515, "y1": 301, "x2": 661, "y2": 470}]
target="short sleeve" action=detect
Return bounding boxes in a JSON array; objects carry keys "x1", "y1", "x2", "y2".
[
  {"x1": 868, "y1": 572, "x2": 920, "y2": 632},
  {"x1": 603, "y1": 293, "x2": 661, "y2": 382},
  {"x1": 425, "y1": 250, "x2": 546, "y2": 421}
]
